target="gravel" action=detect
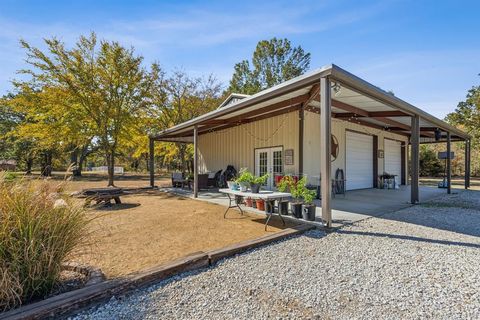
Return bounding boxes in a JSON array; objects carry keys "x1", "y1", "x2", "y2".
[{"x1": 71, "y1": 190, "x2": 480, "y2": 320}]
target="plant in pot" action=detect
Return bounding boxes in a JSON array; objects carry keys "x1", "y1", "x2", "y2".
[
  {"x1": 277, "y1": 176, "x2": 305, "y2": 218},
  {"x1": 302, "y1": 188, "x2": 317, "y2": 221},
  {"x1": 249, "y1": 173, "x2": 269, "y2": 193},
  {"x1": 236, "y1": 169, "x2": 254, "y2": 192}
]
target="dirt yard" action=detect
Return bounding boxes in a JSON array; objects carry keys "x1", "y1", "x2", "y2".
[{"x1": 41, "y1": 173, "x2": 297, "y2": 278}]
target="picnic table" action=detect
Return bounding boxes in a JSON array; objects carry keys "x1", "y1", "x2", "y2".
[
  {"x1": 219, "y1": 188, "x2": 292, "y2": 230},
  {"x1": 80, "y1": 188, "x2": 125, "y2": 206}
]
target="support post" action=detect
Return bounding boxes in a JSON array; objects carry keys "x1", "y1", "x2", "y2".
[
  {"x1": 298, "y1": 103, "x2": 304, "y2": 176},
  {"x1": 193, "y1": 125, "x2": 199, "y2": 198},
  {"x1": 447, "y1": 132, "x2": 451, "y2": 194},
  {"x1": 465, "y1": 139, "x2": 471, "y2": 189},
  {"x1": 320, "y1": 77, "x2": 332, "y2": 227},
  {"x1": 410, "y1": 115, "x2": 420, "y2": 204},
  {"x1": 149, "y1": 137, "x2": 155, "y2": 188}
]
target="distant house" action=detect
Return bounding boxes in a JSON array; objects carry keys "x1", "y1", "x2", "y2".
[{"x1": 0, "y1": 160, "x2": 17, "y2": 171}]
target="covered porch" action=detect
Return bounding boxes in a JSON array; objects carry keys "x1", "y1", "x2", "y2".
[{"x1": 149, "y1": 64, "x2": 471, "y2": 228}]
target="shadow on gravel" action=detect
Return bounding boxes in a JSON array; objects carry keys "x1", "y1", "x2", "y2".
[
  {"x1": 337, "y1": 229, "x2": 480, "y2": 249},
  {"x1": 373, "y1": 190, "x2": 480, "y2": 238}
]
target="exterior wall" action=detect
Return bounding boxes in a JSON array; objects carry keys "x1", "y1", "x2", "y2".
[
  {"x1": 198, "y1": 109, "x2": 408, "y2": 186},
  {"x1": 198, "y1": 111, "x2": 299, "y2": 174},
  {"x1": 303, "y1": 111, "x2": 409, "y2": 185}
]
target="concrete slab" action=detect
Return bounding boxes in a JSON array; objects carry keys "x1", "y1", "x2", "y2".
[{"x1": 160, "y1": 185, "x2": 452, "y2": 228}]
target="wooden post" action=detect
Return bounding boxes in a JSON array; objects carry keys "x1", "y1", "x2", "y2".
[
  {"x1": 320, "y1": 77, "x2": 332, "y2": 227},
  {"x1": 193, "y1": 125, "x2": 199, "y2": 198},
  {"x1": 465, "y1": 139, "x2": 471, "y2": 189},
  {"x1": 298, "y1": 103, "x2": 304, "y2": 177},
  {"x1": 447, "y1": 132, "x2": 451, "y2": 194},
  {"x1": 149, "y1": 137, "x2": 155, "y2": 188},
  {"x1": 410, "y1": 115, "x2": 420, "y2": 204}
]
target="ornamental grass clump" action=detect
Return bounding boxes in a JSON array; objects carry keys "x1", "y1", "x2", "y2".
[{"x1": 0, "y1": 173, "x2": 90, "y2": 311}]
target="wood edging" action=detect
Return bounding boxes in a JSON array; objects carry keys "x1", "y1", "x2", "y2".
[{"x1": 1, "y1": 224, "x2": 315, "y2": 320}]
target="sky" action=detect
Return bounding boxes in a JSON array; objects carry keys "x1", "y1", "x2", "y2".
[{"x1": 1, "y1": 0, "x2": 479, "y2": 119}]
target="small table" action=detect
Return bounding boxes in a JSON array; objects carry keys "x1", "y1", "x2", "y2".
[{"x1": 219, "y1": 189, "x2": 292, "y2": 230}]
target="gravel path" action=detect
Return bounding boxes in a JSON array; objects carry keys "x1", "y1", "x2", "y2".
[{"x1": 72, "y1": 191, "x2": 480, "y2": 319}]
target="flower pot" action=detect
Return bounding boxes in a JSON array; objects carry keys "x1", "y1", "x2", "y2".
[
  {"x1": 250, "y1": 183, "x2": 261, "y2": 193},
  {"x1": 239, "y1": 182, "x2": 249, "y2": 192},
  {"x1": 227, "y1": 181, "x2": 239, "y2": 190},
  {"x1": 252, "y1": 200, "x2": 257, "y2": 208},
  {"x1": 256, "y1": 199, "x2": 265, "y2": 211},
  {"x1": 302, "y1": 204, "x2": 316, "y2": 221},
  {"x1": 291, "y1": 202, "x2": 303, "y2": 218},
  {"x1": 245, "y1": 197, "x2": 253, "y2": 207},
  {"x1": 278, "y1": 200, "x2": 289, "y2": 215}
]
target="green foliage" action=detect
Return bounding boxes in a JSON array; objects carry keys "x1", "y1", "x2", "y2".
[
  {"x1": 251, "y1": 173, "x2": 269, "y2": 185},
  {"x1": 302, "y1": 188, "x2": 316, "y2": 205},
  {"x1": 277, "y1": 176, "x2": 307, "y2": 201},
  {"x1": 235, "y1": 168, "x2": 254, "y2": 184},
  {"x1": 18, "y1": 33, "x2": 159, "y2": 185},
  {"x1": 420, "y1": 145, "x2": 444, "y2": 177},
  {"x1": 0, "y1": 174, "x2": 90, "y2": 311},
  {"x1": 228, "y1": 38, "x2": 311, "y2": 95}
]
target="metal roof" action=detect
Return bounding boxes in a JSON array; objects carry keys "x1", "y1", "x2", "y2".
[{"x1": 152, "y1": 64, "x2": 469, "y2": 142}]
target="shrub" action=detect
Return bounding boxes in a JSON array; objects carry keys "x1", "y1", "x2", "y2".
[{"x1": 0, "y1": 173, "x2": 90, "y2": 311}]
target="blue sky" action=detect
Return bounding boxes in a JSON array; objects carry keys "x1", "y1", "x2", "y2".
[{"x1": 1, "y1": 0, "x2": 479, "y2": 118}]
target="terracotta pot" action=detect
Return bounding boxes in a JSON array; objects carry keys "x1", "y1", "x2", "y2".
[
  {"x1": 245, "y1": 198, "x2": 253, "y2": 207},
  {"x1": 256, "y1": 199, "x2": 265, "y2": 211}
]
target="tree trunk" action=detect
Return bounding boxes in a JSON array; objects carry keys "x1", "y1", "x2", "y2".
[
  {"x1": 41, "y1": 151, "x2": 52, "y2": 177},
  {"x1": 25, "y1": 157, "x2": 33, "y2": 175},
  {"x1": 106, "y1": 151, "x2": 115, "y2": 187},
  {"x1": 70, "y1": 148, "x2": 81, "y2": 176}
]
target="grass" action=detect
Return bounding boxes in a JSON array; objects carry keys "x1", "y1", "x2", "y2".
[{"x1": 0, "y1": 173, "x2": 90, "y2": 311}]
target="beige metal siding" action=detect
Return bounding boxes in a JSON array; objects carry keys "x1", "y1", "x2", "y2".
[
  {"x1": 303, "y1": 112, "x2": 409, "y2": 185},
  {"x1": 198, "y1": 111, "x2": 299, "y2": 174}
]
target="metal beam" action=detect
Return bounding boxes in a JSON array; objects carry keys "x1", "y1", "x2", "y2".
[
  {"x1": 331, "y1": 99, "x2": 369, "y2": 117},
  {"x1": 320, "y1": 77, "x2": 332, "y2": 228},
  {"x1": 447, "y1": 132, "x2": 451, "y2": 194},
  {"x1": 149, "y1": 138, "x2": 155, "y2": 188},
  {"x1": 465, "y1": 139, "x2": 471, "y2": 189},
  {"x1": 193, "y1": 125, "x2": 199, "y2": 198},
  {"x1": 411, "y1": 115, "x2": 420, "y2": 204},
  {"x1": 299, "y1": 104, "x2": 304, "y2": 176}
]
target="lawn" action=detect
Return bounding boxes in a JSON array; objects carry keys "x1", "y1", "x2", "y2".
[{"x1": 35, "y1": 172, "x2": 296, "y2": 278}]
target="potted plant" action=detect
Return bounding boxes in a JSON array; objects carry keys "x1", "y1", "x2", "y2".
[
  {"x1": 245, "y1": 197, "x2": 253, "y2": 207},
  {"x1": 249, "y1": 173, "x2": 269, "y2": 193},
  {"x1": 255, "y1": 199, "x2": 265, "y2": 211},
  {"x1": 236, "y1": 169, "x2": 254, "y2": 192},
  {"x1": 277, "y1": 176, "x2": 305, "y2": 218},
  {"x1": 302, "y1": 188, "x2": 317, "y2": 221}
]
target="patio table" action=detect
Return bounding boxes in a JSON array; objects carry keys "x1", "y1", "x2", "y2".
[{"x1": 219, "y1": 188, "x2": 292, "y2": 230}]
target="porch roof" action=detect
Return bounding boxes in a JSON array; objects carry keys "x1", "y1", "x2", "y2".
[{"x1": 152, "y1": 64, "x2": 469, "y2": 143}]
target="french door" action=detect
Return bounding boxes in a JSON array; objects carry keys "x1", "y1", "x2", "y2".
[{"x1": 254, "y1": 147, "x2": 283, "y2": 190}]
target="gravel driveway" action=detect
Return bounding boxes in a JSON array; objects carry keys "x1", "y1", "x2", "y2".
[{"x1": 72, "y1": 190, "x2": 480, "y2": 320}]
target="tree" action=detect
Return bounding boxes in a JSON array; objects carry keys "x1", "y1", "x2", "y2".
[
  {"x1": 19, "y1": 33, "x2": 159, "y2": 185},
  {"x1": 228, "y1": 38, "x2": 311, "y2": 95},
  {"x1": 151, "y1": 70, "x2": 222, "y2": 171},
  {"x1": 445, "y1": 84, "x2": 480, "y2": 175},
  {"x1": 419, "y1": 145, "x2": 443, "y2": 177}
]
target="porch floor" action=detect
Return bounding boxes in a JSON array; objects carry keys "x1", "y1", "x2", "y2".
[{"x1": 161, "y1": 185, "x2": 452, "y2": 227}]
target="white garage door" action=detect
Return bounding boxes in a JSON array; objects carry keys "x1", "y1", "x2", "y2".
[
  {"x1": 384, "y1": 139, "x2": 402, "y2": 183},
  {"x1": 346, "y1": 131, "x2": 373, "y2": 190}
]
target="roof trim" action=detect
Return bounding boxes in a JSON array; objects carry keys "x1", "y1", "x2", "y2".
[{"x1": 152, "y1": 63, "x2": 469, "y2": 140}]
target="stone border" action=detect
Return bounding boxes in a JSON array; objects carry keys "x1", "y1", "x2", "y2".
[{"x1": 1, "y1": 224, "x2": 315, "y2": 320}]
